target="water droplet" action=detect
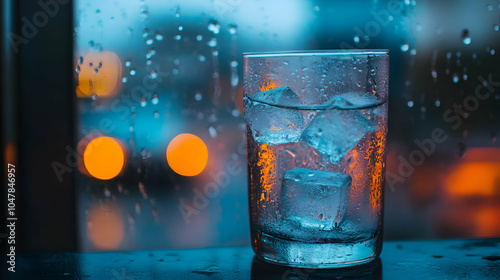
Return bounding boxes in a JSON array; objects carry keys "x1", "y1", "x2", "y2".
[
  {"x1": 78, "y1": 56, "x2": 83, "y2": 64},
  {"x1": 490, "y1": 49, "x2": 496, "y2": 55},
  {"x1": 461, "y1": 29, "x2": 471, "y2": 45},
  {"x1": 146, "y1": 60, "x2": 152, "y2": 65},
  {"x1": 104, "y1": 187, "x2": 111, "y2": 197},
  {"x1": 93, "y1": 68, "x2": 99, "y2": 74},
  {"x1": 174, "y1": 34, "x2": 181, "y2": 41},
  {"x1": 472, "y1": 53, "x2": 477, "y2": 60},
  {"x1": 175, "y1": 6, "x2": 181, "y2": 17},
  {"x1": 89, "y1": 62, "x2": 93, "y2": 67},
  {"x1": 435, "y1": 100, "x2": 441, "y2": 107},
  {"x1": 155, "y1": 32, "x2": 164, "y2": 41},
  {"x1": 487, "y1": 4, "x2": 493, "y2": 11},
  {"x1": 420, "y1": 106, "x2": 426, "y2": 113},
  {"x1": 494, "y1": 25, "x2": 500, "y2": 32},
  {"x1": 91, "y1": 93, "x2": 97, "y2": 101},
  {"x1": 410, "y1": 49, "x2": 417, "y2": 56},
  {"x1": 212, "y1": 50, "x2": 219, "y2": 56},
  {"x1": 149, "y1": 70, "x2": 158, "y2": 79},
  {"x1": 400, "y1": 43, "x2": 409, "y2": 52},
  {"x1": 140, "y1": 97, "x2": 147, "y2": 107},
  {"x1": 195, "y1": 92, "x2": 203, "y2": 101},
  {"x1": 457, "y1": 142, "x2": 467, "y2": 157},
  {"x1": 146, "y1": 38, "x2": 154, "y2": 45},
  {"x1": 231, "y1": 75, "x2": 239, "y2": 87},
  {"x1": 130, "y1": 69, "x2": 136, "y2": 76},
  {"x1": 208, "y1": 19, "x2": 220, "y2": 34},
  {"x1": 452, "y1": 73, "x2": 459, "y2": 83},
  {"x1": 463, "y1": 74, "x2": 468, "y2": 81},
  {"x1": 232, "y1": 109, "x2": 240, "y2": 117},
  {"x1": 209, "y1": 126, "x2": 217, "y2": 138},
  {"x1": 415, "y1": 23, "x2": 422, "y2": 31},
  {"x1": 143, "y1": 28, "x2": 150, "y2": 38},
  {"x1": 98, "y1": 62, "x2": 102, "y2": 68},
  {"x1": 75, "y1": 65, "x2": 81, "y2": 73},
  {"x1": 407, "y1": 100, "x2": 414, "y2": 107},
  {"x1": 96, "y1": 9, "x2": 101, "y2": 14},
  {"x1": 151, "y1": 93, "x2": 159, "y2": 105},
  {"x1": 172, "y1": 68, "x2": 179, "y2": 75},
  {"x1": 129, "y1": 125, "x2": 134, "y2": 132},
  {"x1": 353, "y1": 35, "x2": 360, "y2": 43},
  {"x1": 228, "y1": 24, "x2": 238, "y2": 35},
  {"x1": 135, "y1": 202, "x2": 141, "y2": 214},
  {"x1": 125, "y1": 60, "x2": 131, "y2": 67},
  {"x1": 146, "y1": 49, "x2": 156, "y2": 59},
  {"x1": 140, "y1": 9, "x2": 149, "y2": 18},
  {"x1": 122, "y1": 77, "x2": 128, "y2": 83},
  {"x1": 198, "y1": 55, "x2": 206, "y2": 62},
  {"x1": 462, "y1": 37, "x2": 471, "y2": 45},
  {"x1": 230, "y1": 60, "x2": 238, "y2": 68},
  {"x1": 154, "y1": 111, "x2": 160, "y2": 118},
  {"x1": 431, "y1": 70, "x2": 437, "y2": 80},
  {"x1": 207, "y1": 37, "x2": 217, "y2": 47},
  {"x1": 173, "y1": 58, "x2": 180, "y2": 66},
  {"x1": 178, "y1": 25, "x2": 183, "y2": 31}
]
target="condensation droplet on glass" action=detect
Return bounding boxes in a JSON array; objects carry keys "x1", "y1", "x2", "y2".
[
  {"x1": 209, "y1": 126, "x2": 217, "y2": 138},
  {"x1": 407, "y1": 100, "x2": 414, "y2": 108},
  {"x1": 472, "y1": 53, "x2": 477, "y2": 60},
  {"x1": 173, "y1": 58, "x2": 180, "y2": 66},
  {"x1": 435, "y1": 100, "x2": 441, "y2": 107},
  {"x1": 420, "y1": 106, "x2": 426, "y2": 113},
  {"x1": 490, "y1": 49, "x2": 496, "y2": 55},
  {"x1": 140, "y1": 97, "x2": 147, "y2": 107},
  {"x1": 135, "y1": 202, "x2": 141, "y2": 214},
  {"x1": 212, "y1": 50, "x2": 219, "y2": 56},
  {"x1": 129, "y1": 125, "x2": 134, "y2": 132},
  {"x1": 404, "y1": 0, "x2": 410, "y2": 5},
  {"x1": 155, "y1": 33, "x2": 164, "y2": 41},
  {"x1": 89, "y1": 62, "x2": 93, "y2": 67},
  {"x1": 154, "y1": 111, "x2": 160, "y2": 118},
  {"x1": 175, "y1": 6, "x2": 180, "y2": 17},
  {"x1": 400, "y1": 43, "x2": 409, "y2": 52},
  {"x1": 178, "y1": 25, "x2": 183, "y2": 31},
  {"x1": 75, "y1": 65, "x2": 81, "y2": 73},
  {"x1": 122, "y1": 77, "x2": 128, "y2": 83},
  {"x1": 142, "y1": 28, "x2": 150, "y2": 38},
  {"x1": 172, "y1": 68, "x2": 179, "y2": 75},
  {"x1": 207, "y1": 37, "x2": 217, "y2": 47},
  {"x1": 195, "y1": 92, "x2": 203, "y2": 101},
  {"x1": 146, "y1": 59, "x2": 152, "y2": 65},
  {"x1": 463, "y1": 74, "x2": 468, "y2": 81},
  {"x1": 452, "y1": 73, "x2": 459, "y2": 83},
  {"x1": 231, "y1": 75, "x2": 239, "y2": 87},
  {"x1": 493, "y1": 24, "x2": 500, "y2": 32},
  {"x1": 78, "y1": 56, "x2": 83, "y2": 64},
  {"x1": 230, "y1": 60, "x2": 238, "y2": 68},
  {"x1": 208, "y1": 19, "x2": 220, "y2": 34},
  {"x1": 104, "y1": 187, "x2": 111, "y2": 197},
  {"x1": 232, "y1": 109, "x2": 240, "y2": 117},
  {"x1": 149, "y1": 71, "x2": 158, "y2": 80},
  {"x1": 487, "y1": 4, "x2": 493, "y2": 11},
  {"x1": 415, "y1": 23, "x2": 422, "y2": 31},
  {"x1": 174, "y1": 34, "x2": 181, "y2": 41},
  {"x1": 91, "y1": 93, "x2": 97, "y2": 101},
  {"x1": 146, "y1": 49, "x2": 156, "y2": 59},
  {"x1": 93, "y1": 68, "x2": 99, "y2": 74},
  {"x1": 151, "y1": 93, "x2": 159, "y2": 105},
  {"x1": 410, "y1": 49, "x2": 417, "y2": 56},
  {"x1": 353, "y1": 35, "x2": 360, "y2": 43},
  {"x1": 140, "y1": 9, "x2": 149, "y2": 18},
  {"x1": 228, "y1": 24, "x2": 238, "y2": 35},
  {"x1": 130, "y1": 69, "x2": 136, "y2": 76},
  {"x1": 431, "y1": 70, "x2": 437, "y2": 80},
  {"x1": 198, "y1": 55, "x2": 206, "y2": 62},
  {"x1": 125, "y1": 60, "x2": 131, "y2": 67},
  {"x1": 146, "y1": 38, "x2": 154, "y2": 45},
  {"x1": 196, "y1": 35, "x2": 203, "y2": 41}
]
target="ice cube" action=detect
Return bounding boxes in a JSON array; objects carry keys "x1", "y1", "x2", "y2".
[
  {"x1": 245, "y1": 86, "x2": 304, "y2": 145},
  {"x1": 301, "y1": 108, "x2": 373, "y2": 164},
  {"x1": 324, "y1": 92, "x2": 381, "y2": 109},
  {"x1": 280, "y1": 168, "x2": 351, "y2": 232}
]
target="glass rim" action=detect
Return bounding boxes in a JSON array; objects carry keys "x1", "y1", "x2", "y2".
[{"x1": 243, "y1": 49, "x2": 389, "y2": 58}]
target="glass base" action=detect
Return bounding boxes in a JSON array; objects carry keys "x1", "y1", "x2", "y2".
[{"x1": 253, "y1": 231, "x2": 381, "y2": 268}]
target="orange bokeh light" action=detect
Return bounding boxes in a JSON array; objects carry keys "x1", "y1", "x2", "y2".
[
  {"x1": 76, "y1": 51, "x2": 122, "y2": 98},
  {"x1": 87, "y1": 204, "x2": 124, "y2": 250},
  {"x1": 83, "y1": 136, "x2": 125, "y2": 180},
  {"x1": 166, "y1": 133, "x2": 208, "y2": 176}
]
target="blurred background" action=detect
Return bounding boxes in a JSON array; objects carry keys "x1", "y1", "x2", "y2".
[{"x1": 1, "y1": 0, "x2": 499, "y2": 253}]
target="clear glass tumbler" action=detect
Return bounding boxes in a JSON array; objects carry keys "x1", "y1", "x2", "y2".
[{"x1": 244, "y1": 50, "x2": 389, "y2": 268}]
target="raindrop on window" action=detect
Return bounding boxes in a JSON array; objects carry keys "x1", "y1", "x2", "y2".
[
  {"x1": 155, "y1": 33, "x2": 164, "y2": 41},
  {"x1": 125, "y1": 60, "x2": 131, "y2": 67},
  {"x1": 174, "y1": 34, "x2": 181, "y2": 41},
  {"x1": 91, "y1": 93, "x2": 97, "y2": 101},
  {"x1": 400, "y1": 43, "x2": 409, "y2": 52},
  {"x1": 196, "y1": 35, "x2": 203, "y2": 41},
  {"x1": 208, "y1": 19, "x2": 221, "y2": 34},
  {"x1": 207, "y1": 38, "x2": 217, "y2": 47},
  {"x1": 140, "y1": 97, "x2": 147, "y2": 107},
  {"x1": 122, "y1": 77, "x2": 128, "y2": 83},
  {"x1": 407, "y1": 100, "x2": 414, "y2": 107},
  {"x1": 353, "y1": 35, "x2": 360, "y2": 43},
  {"x1": 228, "y1": 24, "x2": 238, "y2": 35},
  {"x1": 130, "y1": 69, "x2": 136, "y2": 76},
  {"x1": 151, "y1": 93, "x2": 159, "y2": 105}
]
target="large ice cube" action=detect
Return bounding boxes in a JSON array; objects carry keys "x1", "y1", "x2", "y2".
[
  {"x1": 245, "y1": 86, "x2": 304, "y2": 145},
  {"x1": 280, "y1": 168, "x2": 351, "y2": 231},
  {"x1": 301, "y1": 108, "x2": 373, "y2": 164},
  {"x1": 324, "y1": 92, "x2": 381, "y2": 109}
]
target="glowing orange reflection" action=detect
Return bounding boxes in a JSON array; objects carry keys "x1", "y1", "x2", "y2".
[
  {"x1": 76, "y1": 51, "x2": 122, "y2": 98},
  {"x1": 167, "y1": 133, "x2": 208, "y2": 176},
  {"x1": 257, "y1": 143, "x2": 277, "y2": 203},
  {"x1": 87, "y1": 204, "x2": 124, "y2": 250},
  {"x1": 83, "y1": 136, "x2": 126, "y2": 180},
  {"x1": 259, "y1": 79, "x2": 278, "y2": 92},
  {"x1": 445, "y1": 148, "x2": 500, "y2": 197}
]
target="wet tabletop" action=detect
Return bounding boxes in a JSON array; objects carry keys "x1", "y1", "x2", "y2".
[{"x1": 3, "y1": 238, "x2": 499, "y2": 279}]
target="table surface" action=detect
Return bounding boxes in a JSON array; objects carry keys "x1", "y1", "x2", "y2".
[{"x1": 3, "y1": 238, "x2": 499, "y2": 279}]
